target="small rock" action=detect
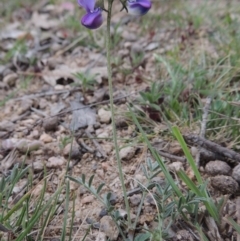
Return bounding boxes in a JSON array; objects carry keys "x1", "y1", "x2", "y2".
[
  {"x1": 100, "y1": 216, "x2": 119, "y2": 240},
  {"x1": 122, "y1": 31, "x2": 137, "y2": 41},
  {"x1": 115, "y1": 116, "x2": 128, "y2": 128},
  {"x1": 117, "y1": 209, "x2": 127, "y2": 219},
  {"x1": 63, "y1": 143, "x2": 81, "y2": 159},
  {"x1": 233, "y1": 164, "x2": 240, "y2": 183},
  {"x1": 205, "y1": 160, "x2": 231, "y2": 176},
  {"x1": 98, "y1": 108, "x2": 111, "y2": 124},
  {"x1": 109, "y1": 192, "x2": 118, "y2": 205},
  {"x1": 99, "y1": 208, "x2": 108, "y2": 218},
  {"x1": 145, "y1": 42, "x2": 159, "y2": 51},
  {"x1": 46, "y1": 156, "x2": 65, "y2": 168},
  {"x1": 43, "y1": 117, "x2": 58, "y2": 131},
  {"x1": 2, "y1": 138, "x2": 19, "y2": 151},
  {"x1": 145, "y1": 194, "x2": 155, "y2": 206},
  {"x1": 32, "y1": 160, "x2": 44, "y2": 172},
  {"x1": 96, "y1": 232, "x2": 107, "y2": 241},
  {"x1": 18, "y1": 99, "x2": 33, "y2": 114},
  {"x1": 82, "y1": 195, "x2": 95, "y2": 204},
  {"x1": 0, "y1": 131, "x2": 7, "y2": 138},
  {"x1": 168, "y1": 162, "x2": 183, "y2": 172},
  {"x1": 79, "y1": 186, "x2": 88, "y2": 195},
  {"x1": 3, "y1": 72, "x2": 18, "y2": 87},
  {"x1": 0, "y1": 121, "x2": 15, "y2": 132},
  {"x1": 31, "y1": 130, "x2": 40, "y2": 139},
  {"x1": 177, "y1": 230, "x2": 193, "y2": 241},
  {"x1": 17, "y1": 140, "x2": 43, "y2": 153},
  {"x1": 40, "y1": 133, "x2": 53, "y2": 143},
  {"x1": 129, "y1": 194, "x2": 142, "y2": 206},
  {"x1": 211, "y1": 175, "x2": 238, "y2": 194},
  {"x1": 119, "y1": 146, "x2": 136, "y2": 161}
]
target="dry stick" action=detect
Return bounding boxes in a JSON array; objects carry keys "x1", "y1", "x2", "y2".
[
  {"x1": 184, "y1": 134, "x2": 240, "y2": 163},
  {"x1": 237, "y1": 197, "x2": 240, "y2": 241},
  {"x1": 85, "y1": 130, "x2": 107, "y2": 158},
  {"x1": 158, "y1": 150, "x2": 186, "y2": 162},
  {"x1": 12, "y1": 88, "x2": 80, "y2": 101},
  {"x1": 195, "y1": 97, "x2": 211, "y2": 167}
]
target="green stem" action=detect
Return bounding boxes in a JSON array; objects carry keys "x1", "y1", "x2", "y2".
[{"x1": 106, "y1": 0, "x2": 131, "y2": 229}]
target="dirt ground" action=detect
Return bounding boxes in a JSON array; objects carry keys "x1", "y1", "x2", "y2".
[{"x1": 1, "y1": 0, "x2": 240, "y2": 240}]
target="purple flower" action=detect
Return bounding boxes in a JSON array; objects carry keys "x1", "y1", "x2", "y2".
[
  {"x1": 77, "y1": 0, "x2": 103, "y2": 29},
  {"x1": 127, "y1": 0, "x2": 151, "y2": 16}
]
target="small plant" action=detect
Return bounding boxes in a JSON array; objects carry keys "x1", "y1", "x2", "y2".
[
  {"x1": 59, "y1": 136, "x2": 73, "y2": 150},
  {"x1": 73, "y1": 71, "x2": 96, "y2": 94},
  {"x1": 139, "y1": 82, "x2": 163, "y2": 108},
  {"x1": 0, "y1": 164, "x2": 64, "y2": 240}
]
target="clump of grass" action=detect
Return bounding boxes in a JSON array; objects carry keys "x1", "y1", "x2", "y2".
[
  {"x1": 72, "y1": 71, "x2": 97, "y2": 95},
  {"x1": 0, "y1": 164, "x2": 68, "y2": 241}
]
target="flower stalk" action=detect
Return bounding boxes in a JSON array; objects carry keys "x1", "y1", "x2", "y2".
[{"x1": 106, "y1": 0, "x2": 132, "y2": 229}]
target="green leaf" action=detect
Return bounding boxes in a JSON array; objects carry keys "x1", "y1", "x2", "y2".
[
  {"x1": 82, "y1": 174, "x2": 85, "y2": 184},
  {"x1": 96, "y1": 183, "x2": 105, "y2": 194},
  {"x1": 134, "y1": 232, "x2": 151, "y2": 241},
  {"x1": 172, "y1": 126, "x2": 202, "y2": 184},
  {"x1": 88, "y1": 175, "x2": 94, "y2": 187}
]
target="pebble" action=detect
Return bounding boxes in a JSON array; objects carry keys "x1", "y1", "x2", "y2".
[
  {"x1": 96, "y1": 232, "x2": 107, "y2": 241},
  {"x1": 211, "y1": 175, "x2": 238, "y2": 194},
  {"x1": 43, "y1": 117, "x2": 58, "y2": 132},
  {"x1": 176, "y1": 230, "x2": 193, "y2": 240},
  {"x1": 63, "y1": 143, "x2": 81, "y2": 159},
  {"x1": 129, "y1": 194, "x2": 142, "y2": 206},
  {"x1": 205, "y1": 160, "x2": 231, "y2": 176},
  {"x1": 232, "y1": 164, "x2": 240, "y2": 183},
  {"x1": 109, "y1": 193, "x2": 118, "y2": 205},
  {"x1": 79, "y1": 186, "x2": 88, "y2": 195},
  {"x1": 168, "y1": 162, "x2": 183, "y2": 172},
  {"x1": 144, "y1": 194, "x2": 155, "y2": 206},
  {"x1": 82, "y1": 195, "x2": 95, "y2": 204},
  {"x1": 117, "y1": 209, "x2": 127, "y2": 219},
  {"x1": 17, "y1": 140, "x2": 43, "y2": 153},
  {"x1": 2, "y1": 138, "x2": 19, "y2": 150},
  {"x1": 0, "y1": 121, "x2": 15, "y2": 132},
  {"x1": 3, "y1": 72, "x2": 18, "y2": 87},
  {"x1": 99, "y1": 208, "x2": 108, "y2": 218},
  {"x1": 119, "y1": 146, "x2": 136, "y2": 161},
  {"x1": 32, "y1": 160, "x2": 44, "y2": 172},
  {"x1": 0, "y1": 131, "x2": 7, "y2": 138},
  {"x1": 99, "y1": 216, "x2": 119, "y2": 240},
  {"x1": 31, "y1": 130, "x2": 40, "y2": 139},
  {"x1": 40, "y1": 133, "x2": 53, "y2": 143},
  {"x1": 46, "y1": 156, "x2": 65, "y2": 168},
  {"x1": 18, "y1": 99, "x2": 33, "y2": 114},
  {"x1": 98, "y1": 108, "x2": 111, "y2": 124}
]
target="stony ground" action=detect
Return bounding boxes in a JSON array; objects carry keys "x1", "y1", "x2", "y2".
[{"x1": 1, "y1": 0, "x2": 240, "y2": 240}]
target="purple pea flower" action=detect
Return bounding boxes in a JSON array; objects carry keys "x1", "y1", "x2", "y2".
[
  {"x1": 77, "y1": 0, "x2": 103, "y2": 29},
  {"x1": 127, "y1": 0, "x2": 151, "y2": 16}
]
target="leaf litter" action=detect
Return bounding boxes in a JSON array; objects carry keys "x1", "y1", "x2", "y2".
[{"x1": 1, "y1": 0, "x2": 240, "y2": 240}]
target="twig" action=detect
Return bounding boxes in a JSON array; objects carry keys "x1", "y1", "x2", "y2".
[
  {"x1": 196, "y1": 97, "x2": 211, "y2": 167},
  {"x1": 12, "y1": 111, "x2": 31, "y2": 123},
  {"x1": 12, "y1": 88, "x2": 80, "y2": 101},
  {"x1": 158, "y1": 150, "x2": 186, "y2": 162},
  {"x1": 237, "y1": 197, "x2": 240, "y2": 241},
  {"x1": 184, "y1": 134, "x2": 240, "y2": 163},
  {"x1": 85, "y1": 130, "x2": 107, "y2": 158},
  {"x1": 78, "y1": 139, "x2": 94, "y2": 153},
  {"x1": 54, "y1": 34, "x2": 87, "y2": 57}
]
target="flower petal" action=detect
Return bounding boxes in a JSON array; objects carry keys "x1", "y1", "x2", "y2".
[
  {"x1": 127, "y1": 0, "x2": 151, "y2": 16},
  {"x1": 77, "y1": 0, "x2": 95, "y2": 12},
  {"x1": 81, "y1": 9, "x2": 103, "y2": 29}
]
